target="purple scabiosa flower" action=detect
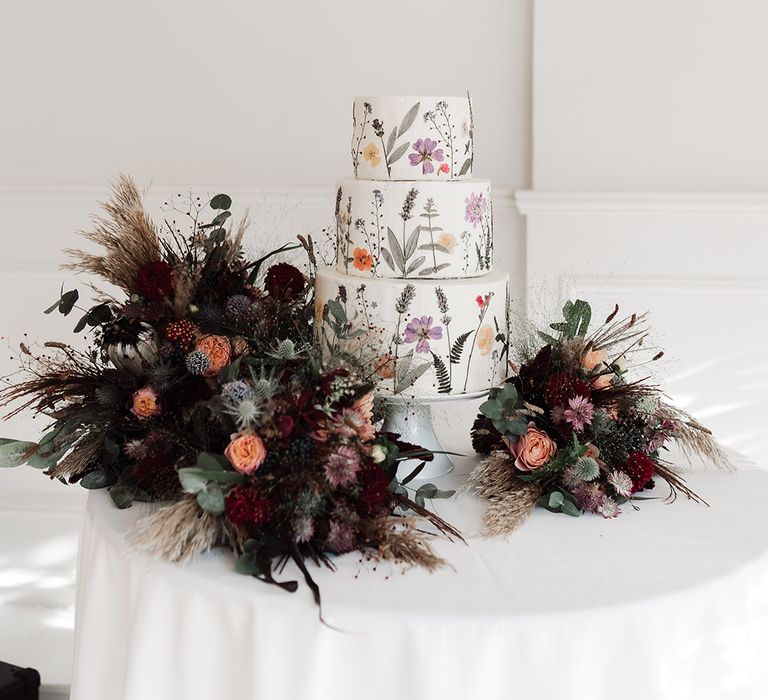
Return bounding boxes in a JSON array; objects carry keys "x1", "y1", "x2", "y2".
[
  {"x1": 598, "y1": 496, "x2": 621, "y2": 519},
  {"x1": 325, "y1": 519, "x2": 357, "y2": 553},
  {"x1": 324, "y1": 445, "x2": 361, "y2": 488},
  {"x1": 408, "y1": 138, "x2": 444, "y2": 175},
  {"x1": 464, "y1": 192, "x2": 488, "y2": 226},
  {"x1": 607, "y1": 470, "x2": 634, "y2": 497},
  {"x1": 563, "y1": 395, "x2": 595, "y2": 432},
  {"x1": 404, "y1": 316, "x2": 443, "y2": 353}
]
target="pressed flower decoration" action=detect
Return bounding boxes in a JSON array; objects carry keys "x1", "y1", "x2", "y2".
[{"x1": 409, "y1": 138, "x2": 445, "y2": 175}]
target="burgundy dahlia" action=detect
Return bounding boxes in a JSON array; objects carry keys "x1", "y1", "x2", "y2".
[
  {"x1": 621, "y1": 451, "x2": 656, "y2": 493},
  {"x1": 136, "y1": 261, "x2": 175, "y2": 301},
  {"x1": 357, "y1": 464, "x2": 391, "y2": 517},
  {"x1": 264, "y1": 263, "x2": 305, "y2": 300},
  {"x1": 225, "y1": 485, "x2": 273, "y2": 527},
  {"x1": 543, "y1": 372, "x2": 592, "y2": 408}
]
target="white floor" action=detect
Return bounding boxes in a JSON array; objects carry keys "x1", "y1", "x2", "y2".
[{"x1": 0, "y1": 506, "x2": 82, "y2": 700}]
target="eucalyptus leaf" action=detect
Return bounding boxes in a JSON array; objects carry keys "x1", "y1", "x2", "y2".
[
  {"x1": 197, "y1": 486, "x2": 225, "y2": 515},
  {"x1": 0, "y1": 440, "x2": 36, "y2": 467},
  {"x1": 210, "y1": 193, "x2": 232, "y2": 210},
  {"x1": 80, "y1": 470, "x2": 109, "y2": 490},
  {"x1": 235, "y1": 551, "x2": 261, "y2": 576},
  {"x1": 548, "y1": 491, "x2": 565, "y2": 509},
  {"x1": 109, "y1": 485, "x2": 149, "y2": 509}
]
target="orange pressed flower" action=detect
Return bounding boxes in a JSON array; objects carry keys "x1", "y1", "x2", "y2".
[{"x1": 352, "y1": 247, "x2": 374, "y2": 272}]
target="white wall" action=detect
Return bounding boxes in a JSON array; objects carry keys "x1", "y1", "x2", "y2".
[
  {"x1": 522, "y1": 0, "x2": 768, "y2": 464},
  {"x1": 0, "y1": 0, "x2": 532, "y2": 507},
  {"x1": 532, "y1": 0, "x2": 768, "y2": 191}
]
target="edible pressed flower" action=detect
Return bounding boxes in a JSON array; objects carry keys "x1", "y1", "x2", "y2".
[
  {"x1": 404, "y1": 316, "x2": 443, "y2": 353},
  {"x1": 352, "y1": 247, "x2": 374, "y2": 272},
  {"x1": 464, "y1": 192, "x2": 488, "y2": 226},
  {"x1": 408, "y1": 138, "x2": 444, "y2": 175},
  {"x1": 363, "y1": 143, "x2": 381, "y2": 167}
]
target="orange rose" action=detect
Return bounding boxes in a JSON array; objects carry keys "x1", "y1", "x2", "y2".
[
  {"x1": 508, "y1": 422, "x2": 557, "y2": 472},
  {"x1": 131, "y1": 387, "x2": 160, "y2": 419},
  {"x1": 477, "y1": 324, "x2": 495, "y2": 357},
  {"x1": 225, "y1": 434, "x2": 267, "y2": 474},
  {"x1": 352, "y1": 247, "x2": 374, "y2": 272},
  {"x1": 196, "y1": 335, "x2": 232, "y2": 376}
]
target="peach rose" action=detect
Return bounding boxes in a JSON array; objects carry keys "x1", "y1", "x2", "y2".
[
  {"x1": 131, "y1": 387, "x2": 160, "y2": 419},
  {"x1": 582, "y1": 347, "x2": 608, "y2": 372},
  {"x1": 225, "y1": 433, "x2": 267, "y2": 474},
  {"x1": 591, "y1": 367, "x2": 613, "y2": 390},
  {"x1": 477, "y1": 324, "x2": 495, "y2": 357},
  {"x1": 508, "y1": 422, "x2": 557, "y2": 472},
  {"x1": 196, "y1": 335, "x2": 232, "y2": 376}
]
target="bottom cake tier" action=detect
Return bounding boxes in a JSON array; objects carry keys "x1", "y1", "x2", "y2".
[{"x1": 315, "y1": 267, "x2": 509, "y2": 396}]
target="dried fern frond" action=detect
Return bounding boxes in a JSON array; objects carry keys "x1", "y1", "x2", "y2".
[
  {"x1": 130, "y1": 495, "x2": 224, "y2": 563},
  {"x1": 365, "y1": 517, "x2": 446, "y2": 571},
  {"x1": 467, "y1": 451, "x2": 542, "y2": 536},
  {"x1": 65, "y1": 174, "x2": 161, "y2": 292},
  {"x1": 659, "y1": 402, "x2": 733, "y2": 471},
  {"x1": 45, "y1": 434, "x2": 102, "y2": 479}
]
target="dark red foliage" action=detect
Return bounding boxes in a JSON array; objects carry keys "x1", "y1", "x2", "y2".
[
  {"x1": 129, "y1": 442, "x2": 181, "y2": 500},
  {"x1": 135, "y1": 261, "x2": 175, "y2": 301},
  {"x1": 225, "y1": 485, "x2": 273, "y2": 526},
  {"x1": 621, "y1": 451, "x2": 656, "y2": 493},
  {"x1": 357, "y1": 464, "x2": 392, "y2": 517},
  {"x1": 543, "y1": 372, "x2": 592, "y2": 408},
  {"x1": 264, "y1": 263, "x2": 305, "y2": 300},
  {"x1": 275, "y1": 415, "x2": 295, "y2": 439}
]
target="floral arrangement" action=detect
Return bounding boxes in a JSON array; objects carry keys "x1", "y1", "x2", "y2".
[
  {"x1": 469, "y1": 300, "x2": 731, "y2": 533},
  {"x1": 0, "y1": 176, "x2": 461, "y2": 601}
]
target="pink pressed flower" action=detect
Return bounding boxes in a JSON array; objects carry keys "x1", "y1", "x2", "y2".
[
  {"x1": 438, "y1": 163, "x2": 450, "y2": 175},
  {"x1": 465, "y1": 192, "x2": 488, "y2": 226},
  {"x1": 408, "y1": 138, "x2": 444, "y2": 175},
  {"x1": 563, "y1": 395, "x2": 595, "y2": 432},
  {"x1": 404, "y1": 316, "x2": 443, "y2": 353},
  {"x1": 324, "y1": 445, "x2": 361, "y2": 488}
]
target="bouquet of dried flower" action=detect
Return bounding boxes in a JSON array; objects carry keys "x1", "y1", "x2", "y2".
[
  {"x1": 0, "y1": 176, "x2": 460, "y2": 603},
  {"x1": 469, "y1": 300, "x2": 731, "y2": 534}
]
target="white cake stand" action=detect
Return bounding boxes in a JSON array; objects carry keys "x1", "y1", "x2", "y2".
[{"x1": 380, "y1": 389, "x2": 489, "y2": 481}]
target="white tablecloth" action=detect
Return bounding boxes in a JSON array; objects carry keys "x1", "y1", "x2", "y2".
[{"x1": 71, "y1": 448, "x2": 768, "y2": 700}]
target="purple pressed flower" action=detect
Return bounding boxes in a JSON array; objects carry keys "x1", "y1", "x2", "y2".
[
  {"x1": 563, "y1": 395, "x2": 595, "y2": 432},
  {"x1": 464, "y1": 192, "x2": 488, "y2": 226},
  {"x1": 408, "y1": 138, "x2": 444, "y2": 175},
  {"x1": 324, "y1": 445, "x2": 361, "y2": 487},
  {"x1": 404, "y1": 316, "x2": 443, "y2": 353}
]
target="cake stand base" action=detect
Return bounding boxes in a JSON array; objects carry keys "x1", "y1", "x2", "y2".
[{"x1": 380, "y1": 390, "x2": 489, "y2": 481}]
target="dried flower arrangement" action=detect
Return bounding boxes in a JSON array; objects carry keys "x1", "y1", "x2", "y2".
[
  {"x1": 0, "y1": 176, "x2": 461, "y2": 603},
  {"x1": 469, "y1": 300, "x2": 732, "y2": 534}
]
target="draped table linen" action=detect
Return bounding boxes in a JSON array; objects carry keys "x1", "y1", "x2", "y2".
[{"x1": 70, "y1": 448, "x2": 768, "y2": 700}]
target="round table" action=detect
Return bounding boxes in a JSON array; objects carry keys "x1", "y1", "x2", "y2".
[{"x1": 70, "y1": 448, "x2": 768, "y2": 700}]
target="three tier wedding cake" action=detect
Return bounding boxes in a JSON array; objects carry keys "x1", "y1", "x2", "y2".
[{"x1": 316, "y1": 95, "x2": 509, "y2": 396}]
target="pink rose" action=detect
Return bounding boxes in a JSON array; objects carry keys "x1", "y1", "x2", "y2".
[
  {"x1": 508, "y1": 422, "x2": 557, "y2": 472},
  {"x1": 225, "y1": 434, "x2": 267, "y2": 474}
]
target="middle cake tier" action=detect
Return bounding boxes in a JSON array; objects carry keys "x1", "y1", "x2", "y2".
[{"x1": 334, "y1": 177, "x2": 493, "y2": 280}]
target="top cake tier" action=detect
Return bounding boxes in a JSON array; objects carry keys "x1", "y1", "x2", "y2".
[{"x1": 351, "y1": 96, "x2": 474, "y2": 181}]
